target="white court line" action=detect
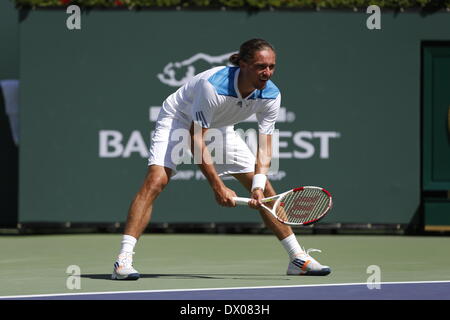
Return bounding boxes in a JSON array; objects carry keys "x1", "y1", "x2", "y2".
[{"x1": 1, "y1": 280, "x2": 450, "y2": 299}]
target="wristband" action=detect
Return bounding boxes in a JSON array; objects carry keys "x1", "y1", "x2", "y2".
[{"x1": 251, "y1": 174, "x2": 267, "y2": 192}]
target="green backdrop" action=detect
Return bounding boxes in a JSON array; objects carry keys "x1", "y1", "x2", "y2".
[
  {"x1": 0, "y1": 0, "x2": 19, "y2": 80},
  {"x1": 17, "y1": 9, "x2": 450, "y2": 224}
]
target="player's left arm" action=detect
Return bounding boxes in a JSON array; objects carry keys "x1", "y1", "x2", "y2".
[
  {"x1": 250, "y1": 93, "x2": 281, "y2": 208},
  {"x1": 248, "y1": 133, "x2": 272, "y2": 208}
]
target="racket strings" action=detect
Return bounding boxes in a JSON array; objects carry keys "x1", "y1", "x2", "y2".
[{"x1": 276, "y1": 188, "x2": 330, "y2": 224}]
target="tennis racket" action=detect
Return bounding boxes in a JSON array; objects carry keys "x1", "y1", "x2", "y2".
[{"x1": 233, "y1": 186, "x2": 333, "y2": 226}]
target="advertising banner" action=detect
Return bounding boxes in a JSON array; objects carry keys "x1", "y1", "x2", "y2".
[{"x1": 19, "y1": 9, "x2": 450, "y2": 224}]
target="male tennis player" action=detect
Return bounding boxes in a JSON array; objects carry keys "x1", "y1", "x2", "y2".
[{"x1": 112, "y1": 39, "x2": 331, "y2": 280}]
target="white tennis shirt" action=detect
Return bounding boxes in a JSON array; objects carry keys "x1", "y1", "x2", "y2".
[{"x1": 158, "y1": 66, "x2": 281, "y2": 135}]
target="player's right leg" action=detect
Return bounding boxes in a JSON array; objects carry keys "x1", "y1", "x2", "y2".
[
  {"x1": 124, "y1": 165, "x2": 172, "y2": 238},
  {"x1": 112, "y1": 115, "x2": 186, "y2": 280},
  {"x1": 112, "y1": 165, "x2": 172, "y2": 280}
]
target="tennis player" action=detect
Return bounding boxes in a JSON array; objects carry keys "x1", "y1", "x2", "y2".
[{"x1": 112, "y1": 39, "x2": 331, "y2": 280}]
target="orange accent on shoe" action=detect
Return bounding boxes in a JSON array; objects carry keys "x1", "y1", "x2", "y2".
[{"x1": 301, "y1": 260, "x2": 311, "y2": 271}]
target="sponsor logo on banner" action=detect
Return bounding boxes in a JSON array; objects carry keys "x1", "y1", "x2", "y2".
[{"x1": 157, "y1": 52, "x2": 236, "y2": 87}]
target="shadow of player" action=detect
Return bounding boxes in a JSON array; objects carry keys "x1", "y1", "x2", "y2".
[{"x1": 80, "y1": 273, "x2": 291, "y2": 281}]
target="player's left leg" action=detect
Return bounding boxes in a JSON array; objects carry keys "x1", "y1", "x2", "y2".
[{"x1": 232, "y1": 172, "x2": 331, "y2": 276}]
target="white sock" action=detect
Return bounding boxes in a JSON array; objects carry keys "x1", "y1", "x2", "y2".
[
  {"x1": 119, "y1": 235, "x2": 137, "y2": 255},
  {"x1": 280, "y1": 234, "x2": 304, "y2": 261}
]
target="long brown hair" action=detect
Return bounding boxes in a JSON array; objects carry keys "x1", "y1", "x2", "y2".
[{"x1": 229, "y1": 39, "x2": 275, "y2": 66}]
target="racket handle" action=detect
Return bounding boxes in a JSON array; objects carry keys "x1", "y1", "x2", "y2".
[{"x1": 233, "y1": 197, "x2": 252, "y2": 206}]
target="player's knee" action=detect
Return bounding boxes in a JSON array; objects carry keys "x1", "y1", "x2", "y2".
[{"x1": 141, "y1": 177, "x2": 168, "y2": 197}]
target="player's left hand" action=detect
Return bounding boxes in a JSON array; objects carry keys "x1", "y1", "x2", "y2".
[{"x1": 248, "y1": 188, "x2": 264, "y2": 209}]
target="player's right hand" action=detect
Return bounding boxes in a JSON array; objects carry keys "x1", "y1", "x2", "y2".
[{"x1": 214, "y1": 186, "x2": 237, "y2": 207}]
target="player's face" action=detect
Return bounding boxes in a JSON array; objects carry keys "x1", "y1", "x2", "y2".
[{"x1": 241, "y1": 49, "x2": 276, "y2": 90}]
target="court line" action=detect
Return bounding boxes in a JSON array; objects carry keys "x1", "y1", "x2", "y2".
[{"x1": 1, "y1": 279, "x2": 450, "y2": 299}]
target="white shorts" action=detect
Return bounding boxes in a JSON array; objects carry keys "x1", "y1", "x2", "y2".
[{"x1": 148, "y1": 117, "x2": 256, "y2": 177}]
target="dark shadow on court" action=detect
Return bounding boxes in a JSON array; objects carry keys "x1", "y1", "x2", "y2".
[{"x1": 80, "y1": 274, "x2": 291, "y2": 281}]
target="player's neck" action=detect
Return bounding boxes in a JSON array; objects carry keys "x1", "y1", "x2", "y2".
[{"x1": 237, "y1": 72, "x2": 255, "y2": 99}]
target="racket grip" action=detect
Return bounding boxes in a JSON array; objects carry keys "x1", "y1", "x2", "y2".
[{"x1": 233, "y1": 197, "x2": 251, "y2": 206}]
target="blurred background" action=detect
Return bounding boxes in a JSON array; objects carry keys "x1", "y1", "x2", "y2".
[{"x1": 1, "y1": 0, "x2": 449, "y2": 235}]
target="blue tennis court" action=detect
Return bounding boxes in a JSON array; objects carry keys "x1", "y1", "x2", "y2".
[{"x1": 2, "y1": 281, "x2": 450, "y2": 300}]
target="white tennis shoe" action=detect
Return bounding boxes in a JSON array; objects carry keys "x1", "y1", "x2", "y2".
[
  {"x1": 287, "y1": 248, "x2": 331, "y2": 276},
  {"x1": 112, "y1": 252, "x2": 140, "y2": 280}
]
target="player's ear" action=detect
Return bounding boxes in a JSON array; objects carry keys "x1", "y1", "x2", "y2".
[{"x1": 239, "y1": 59, "x2": 248, "y2": 70}]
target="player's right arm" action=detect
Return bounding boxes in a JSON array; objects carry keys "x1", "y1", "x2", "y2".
[
  {"x1": 190, "y1": 79, "x2": 236, "y2": 207},
  {"x1": 190, "y1": 123, "x2": 236, "y2": 207}
]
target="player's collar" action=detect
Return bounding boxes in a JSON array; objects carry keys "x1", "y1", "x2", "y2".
[{"x1": 234, "y1": 68, "x2": 257, "y2": 101}]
